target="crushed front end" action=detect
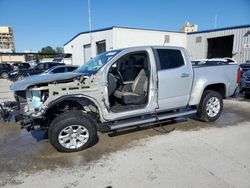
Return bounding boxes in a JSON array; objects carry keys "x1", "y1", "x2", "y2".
[{"x1": 0, "y1": 89, "x2": 49, "y2": 130}]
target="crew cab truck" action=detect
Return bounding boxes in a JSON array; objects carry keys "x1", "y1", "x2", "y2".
[{"x1": 6, "y1": 46, "x2": 239, "y2": 152}]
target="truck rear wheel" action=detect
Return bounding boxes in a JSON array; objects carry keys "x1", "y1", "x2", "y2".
[
  {"x1": 48, "y1": 111, "x2": 98, "y2": 152},
  {"x1": 197, "y1": 90, "x2": 223, "y2": 122}
]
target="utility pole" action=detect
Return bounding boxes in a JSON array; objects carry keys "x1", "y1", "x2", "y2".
[
  {"x1": 214, "y1": 15, "x2": 218, "y2": 29},
  {"x1": 88, "y1": 0, "x2": 92, "y2": 58}
]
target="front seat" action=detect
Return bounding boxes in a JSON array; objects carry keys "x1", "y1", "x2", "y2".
[
  {"x1": 114, "y1": 68, "x2": 148, "y2": 105},
  {"x1": 122, "y1": 57, "x2": 140, "y2": 81}
]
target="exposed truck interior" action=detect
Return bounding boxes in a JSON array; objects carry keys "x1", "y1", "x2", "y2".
[
  {"x1": 108, "y1": 52, "x2": 150, "y2": 111},
  {"x1": 207, "y1": 35, "x2": 234, "y2": 58}
]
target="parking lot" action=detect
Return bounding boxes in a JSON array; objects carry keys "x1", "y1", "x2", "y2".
[{"x1": 1, "y1": 79, "x2": 250, "y2": 188}]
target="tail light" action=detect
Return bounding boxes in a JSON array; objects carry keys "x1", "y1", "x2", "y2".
[{"x1": 237, "y1": 68, "x2": 241, "y2": 84}]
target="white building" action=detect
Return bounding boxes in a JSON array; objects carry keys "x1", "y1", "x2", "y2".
[
  {"x1": 187, "y1": 25, "x2": 250, "y2": 64},
  {"x1": 64, "y1": 25, "x2": 250, "y2": 65},
  {"x1": 180, "y1": 22, "x2": 198, "y2": 33},
  {"x1": 0, "y1": 26, "x2": 15, "y2": 53},
  {"x1": 64, "y1": 26, "x2": 187, "y2": 66}
]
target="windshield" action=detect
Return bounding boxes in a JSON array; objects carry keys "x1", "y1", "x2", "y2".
[{"x1": 76, "y1": 50, "x2": 121, "y2": 74}]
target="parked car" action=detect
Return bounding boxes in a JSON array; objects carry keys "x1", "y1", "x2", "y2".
[
  {"x1": 240, "y1": 70, "x2": 250, "y2": 97},
  {"x1": 2, "y1": 46, "x2": 239, "y2": 152},
  {"x1": 12, "y1": 62, "x2": 31, "y2": 70},
  {"x1": 0, "y1": 63, "x2": 13, "y2": 79},
  {"x1": 239, "y1": 62, "x2": 250, "y2": 74},
  {"x1": 42, "y1": 65, "x2": 78, "y2": 74},
  {"x1": 8, "y1": 62, "x2": 65, "y2": 81}
]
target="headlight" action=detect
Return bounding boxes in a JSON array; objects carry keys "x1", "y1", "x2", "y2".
[{"x1": 31, "y1": 91, "x2": 43, "y2": 109}]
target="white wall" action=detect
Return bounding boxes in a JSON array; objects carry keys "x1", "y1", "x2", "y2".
[
  {"x1": 113, "y1": 28, "x2": 187, "y2": 49},
  {"x1": 64, "y1": 27, "x2": 187, "y2": 66},
  {"x1": 64, "y1": 29, "x2": 113, "y2": 66}
]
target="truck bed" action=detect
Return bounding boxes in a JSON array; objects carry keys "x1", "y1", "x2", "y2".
[{"x1": 188, "y1": 64, "x2": 239, "y2": 105}]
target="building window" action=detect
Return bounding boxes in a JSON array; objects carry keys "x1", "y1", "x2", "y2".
[
  {"x1": 83, "y1": 44, "x2": 91, "y2": 63},
  {"x1": 96, "y1": 40, "x2": 106, "y2": 54},
  {"x1": 164, "y1": 35, "x2": 170, "y2": 43},
  {"x1": 196, "y1": 36, "x2": 202, "y2": 43}
]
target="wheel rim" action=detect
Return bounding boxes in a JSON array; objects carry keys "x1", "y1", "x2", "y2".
[
  {"x1": 1, "y1": 73, "x2": 8, "y2": 78},
  {"x1": 206, "y1": 97, "x2": 220, "y2": 117},
  {"x1": 58, "y1": 125, "x2": 89, "y2": 149}
]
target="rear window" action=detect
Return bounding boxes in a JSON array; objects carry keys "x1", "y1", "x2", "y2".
[{"x1": 157, "y1": 49, "x2": 185, "y2": 70}]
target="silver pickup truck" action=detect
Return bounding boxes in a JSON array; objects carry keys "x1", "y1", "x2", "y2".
[{"x1": 4, "y1": 46, "x2": 239, "y2": 152}]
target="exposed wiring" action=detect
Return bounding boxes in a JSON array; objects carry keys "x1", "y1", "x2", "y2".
[{"x1": 154, "y1": 109, "x2": 175, "y2": 133}]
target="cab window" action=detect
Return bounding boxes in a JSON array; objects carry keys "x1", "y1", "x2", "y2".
[{"x1": 157, "y1": 49, "x2": 185, "y2": 70}]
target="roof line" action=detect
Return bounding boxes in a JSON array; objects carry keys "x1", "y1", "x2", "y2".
[
  {"x1": 113, "y1": 26, "x2": 184, "y2": 33},
  {"x1": 63, "y1": 26, "x2": 185, "y2": 46},
  {"x1": 63, "y1": 27, "x2": 114, "y2": 46},
  {"x1": 188, "y1": 24, "x2": 250, "y2": 35}
]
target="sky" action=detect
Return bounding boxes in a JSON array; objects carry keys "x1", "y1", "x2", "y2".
[{"x1": 0, "y1": 0, "x2": 249, "y2": 52}]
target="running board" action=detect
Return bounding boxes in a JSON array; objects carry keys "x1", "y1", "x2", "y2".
[{"x1": 109, "y1": 109, "x2": 197, "y2": 130}]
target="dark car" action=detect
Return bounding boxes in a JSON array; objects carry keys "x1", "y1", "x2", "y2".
[
  {"x1": 240, "y1": 70, "x2": 250, "y2": 97},
  {"x1": 42, "y1": 65, "x2": 78, "y2": 74},
  {"x1": 8, "y1": 62, "x2": 65, "y2": 81},
  {"x1": 12, "y1": 62, "x2": 31, "y2": 70},
  {"x1": 0, "y1": 63, "x2": 13, "y2": 79},
  {"x1": 240, "y1": 63, "x2": 250, "y2": 75}
]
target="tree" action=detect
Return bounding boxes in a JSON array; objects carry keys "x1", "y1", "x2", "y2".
[
  {"x1": 55, "y1": 47, "x2": 63, "y2": 54},
  {"x1": 40, "y1": 46, "x2": 56, "y2": 54}
]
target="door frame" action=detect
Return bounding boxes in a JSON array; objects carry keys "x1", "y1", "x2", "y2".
[{"x1": 101, "y1": 47, "x2": 158, "y2": 121}]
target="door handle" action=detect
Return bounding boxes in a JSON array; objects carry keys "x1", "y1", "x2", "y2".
[{"x1": 181, "y1": 73, "x2": 190, "y2": 78}]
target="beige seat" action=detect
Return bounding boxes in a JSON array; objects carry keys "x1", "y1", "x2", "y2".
[{"x1": 114, "y1": 69, "x2": 148, "y2": 105}]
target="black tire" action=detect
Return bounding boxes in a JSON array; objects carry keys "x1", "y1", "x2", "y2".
[
  {"x1": 0, "y1": 72, "x2": 8, "y2": 79},
  {"x1": 197, "y1": 90, "x2": 223, "y2": 122},
  {"x1": 48, "y1": 111, "x2": 98, "y2": 152}
]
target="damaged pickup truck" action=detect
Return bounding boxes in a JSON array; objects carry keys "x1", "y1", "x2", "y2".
[{"x1": 1, "y1": 46, "x2": 239, "y2": 152}]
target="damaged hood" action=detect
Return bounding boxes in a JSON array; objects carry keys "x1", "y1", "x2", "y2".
[{"x1": 10, "y1": 72, "x2": 85, "y2": 91}]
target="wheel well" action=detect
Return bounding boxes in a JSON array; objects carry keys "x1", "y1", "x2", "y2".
[
  {"x1": 204, "y1": 83, "x2": 226, "y2": 98},
  {"x1": 44, "y1": 97, "x2": 100, "y2": 123}
]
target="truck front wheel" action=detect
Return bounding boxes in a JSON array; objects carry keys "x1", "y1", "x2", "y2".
[
  {"x1": 48, "y1": 111, "x2": 98, "y2": 152},
  {"x1": 197, "y1": 90, "x2": 223, "y2": 122}
]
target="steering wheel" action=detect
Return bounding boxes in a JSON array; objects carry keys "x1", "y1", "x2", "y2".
[{"x1": 114, "y1": 69, "x2": 124, "y2": 84}]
